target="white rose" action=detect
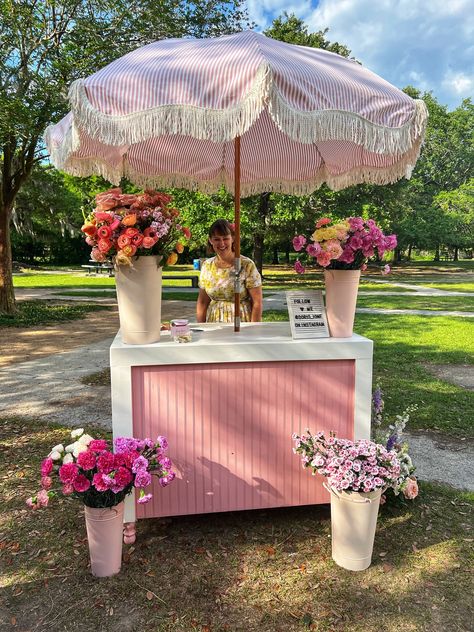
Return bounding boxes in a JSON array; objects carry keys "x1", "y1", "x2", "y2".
[
  {"x1": 78, "y1": 434, "x2": 93, "y2": 446},
  {"x1": 65, "y1": 443, "x2": 76, "y2": 453},
  {"x1": 73, "y1": 443, "x2": 88, "y2": 458},
  {"x1": 51, "y1": 444, "x2": 64, "y2": 454},
  {"x1": 71, "y1": 428, "x2": 84, "y2": 439},
  {"x1": 50, "y1": 450, "x2": 62, "y2": 461},
  {"x1": 62, "y1": 453, "x2": 74, "y2": 464}
]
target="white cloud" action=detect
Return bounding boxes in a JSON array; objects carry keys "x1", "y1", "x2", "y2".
[{"x1": 248, "y1": 0, "x2": 474, "y2": 109}]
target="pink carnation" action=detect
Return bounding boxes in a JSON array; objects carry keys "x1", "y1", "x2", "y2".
[
  {"x1": 306, "y1": 242, "x2": 321, "y2": 257},
  {"x1": 92, "y1": 472, "x2": 110, "y2": 492},
  {"x1": 382, "y1": 264, "x2": 391, "y2": 275},
  {"x1": 73, "y1": 474, "x2": 91, "y2": 493},
  {"x1": 62, "y1": 483, "x2": 74, "y2": 495},
  {"x1": 113, "y1": 466, "x2": 133, "y2": 489},
  {"x1": 89, "y1": 439, "x2": 108, "y2": 452},
  {"x1": 97, "y1": 452, "x2": 115, "y2": 474},
  {"x1": 138, "y1": 493, "x2": 153, "y2": 504},
  {"x1": 41, "y1": 457, "x2": 53, "y2": 476},
  {"x1": 91, "y1": 248, "x2": 106, "y2": 263},
  {"x1": 37, "y1": 489, "x2": 50, "y2": 507},
  {"x1": 77, "y1": 450, "x2": 96, "y2": 471},
  {"x1": 59, "y1": 463, "x2": 78, "y2": 484},
  {"x1": 316, "y1": 251, "x2": 332, "y2": 267},
  {"x1": 41, "y1": 476, "x2": 52, "y2": 490}
]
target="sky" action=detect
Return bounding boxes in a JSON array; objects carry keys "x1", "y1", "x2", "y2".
[{"x1": 247, "y1": 0, "x2": 474, "y2": 110}]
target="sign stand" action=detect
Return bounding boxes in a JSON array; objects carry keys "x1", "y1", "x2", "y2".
[{"x1": 286, "y1": 290, "x2": 330, "y2": 339}]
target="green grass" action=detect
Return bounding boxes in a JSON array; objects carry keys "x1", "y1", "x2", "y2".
[
  {"x1": 54, "y1": 289, "x2": 199, "y2": 301},
  {"x1": 1, "y1": 419, "x2": 472, "y2": 632},
  {"x1": 0, "y1": 301, "x2": 111, "y2": 328},
  {"x1": 356, "y1": 295, "x2": 474, "y2": 312},
  {"x1": 263, "y1": 310, "x2": 474, "y2": 436},
  {"x1": 405, "y1": 282, "x2": 474, "y2": 292}
]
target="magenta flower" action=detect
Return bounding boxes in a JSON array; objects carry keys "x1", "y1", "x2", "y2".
[
  {"x1": 306, "y1": 242, "x2": 321, "y2": 257},
  {"x1": 41, "y1": 457, "x2": 53, "y2": 477},
  {"x1": 132, "y1": 455, "x2": 149, "y2": 473},
  {"x1": 59, "y1": 463, "x2": 78, "y2": 484},
  {"x1": 73, "y1": 474, "x2": 91, "y2": 493},
  {"x1": 134, "y1": 470, "x2": 152, "y2": 488},
  {"x1": 138, "y1": 493, "x2": 153, "y2": 504},
  {"x1": 382, "y1": 264, "x2": 391, "y2": 275},
  {"x1": 88, "y1": 439, "x2": 108, "y2": 452},
  {"x1": 294, "y1": 260, "x2": 305, "y2": 274},
  {"x1": 292, "y1": 235, "x2": 307, "y2": 252},
  {"x1": 92, "y1": 472, "x2": 110, "y2": 492},
  {"x1": 77, "y1": 450, "x2": 96, "y2": 471},
  {"x1": 97, "y1": 452, "x2": 115, "y2": 474}
]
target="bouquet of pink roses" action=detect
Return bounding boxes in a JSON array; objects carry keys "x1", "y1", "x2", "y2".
[
  {"x1": 81, "y1": 187, "x2": 191, "y2": 267},
  {"x1": 293, "y1": 216, "x2": 397, "y2": 274},
  {"x1": 27, "y1": 428, "x2": 175, "y2": 509},
  {"x1": 292, "y1": 431, "x2": 401, "y2": 494}
]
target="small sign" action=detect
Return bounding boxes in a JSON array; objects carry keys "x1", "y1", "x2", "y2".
[{"x1": 286, "y1": 290, "x2": 330, "y2": 339}]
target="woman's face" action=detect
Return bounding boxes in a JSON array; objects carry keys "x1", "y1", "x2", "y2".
[{"x1": 209, "y1": 232, "x2": 233, "y2": 257}]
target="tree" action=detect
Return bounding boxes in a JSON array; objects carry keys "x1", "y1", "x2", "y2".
[{"x1": 0, "y1": 0, "x2": 251, "y2": 313}]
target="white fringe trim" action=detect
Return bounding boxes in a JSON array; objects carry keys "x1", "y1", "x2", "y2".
[
  {"x1": 48, "y1": 139, "x2": 422, "y2": 196},
  {"x1": 67, "y1": 64, "x2": 271, "y2": 146},
  {"x1": 268, "y1": 93, "x2": 428, "y2": 154},
  {"x1": 64, "y1": 64, "x2": 427, "y2": 154}
]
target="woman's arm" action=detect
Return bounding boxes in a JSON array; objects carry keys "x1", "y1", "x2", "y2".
[
  {"x1": 248, "y1": 285, "x2": 263, "y2": 322},
  {"x1": 196, "y1": 288, "x2": 211, "y2": 322}
]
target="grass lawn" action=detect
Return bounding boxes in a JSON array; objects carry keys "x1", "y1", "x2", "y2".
[
  {"x1": 263, "y1": 311, "x2": 474, "y2": 437},
  {"x1": 356, "y1": 295, "x2": 474, "y2": 312},
  {"x1": 0, "y1": 302, "x2": 111, "y2": 328},
  {"x1": 1, "y1": 419, "x2": 472, "y2": 632}
]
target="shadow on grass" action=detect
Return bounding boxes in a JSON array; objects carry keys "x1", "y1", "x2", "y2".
[{"x1": 1, "y1": 419, "x2": 473, "y2": 632}]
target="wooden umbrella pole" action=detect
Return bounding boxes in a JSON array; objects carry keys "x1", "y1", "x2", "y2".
[{"x1": 234, "y1": 136, "x2": 241, "y2": 333}]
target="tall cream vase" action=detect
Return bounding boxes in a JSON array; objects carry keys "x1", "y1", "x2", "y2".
[
  {"x1": 84, "y1": 502, "x2": 124, "y2": 577},
  {"x1": 323, "y1": 269, "x2": 361, "y2": 337},
  {"x1": 115, "y1": 255, "x2": 162, "y2": 345},
  {"x1": 324, "y1": 483, "x2": 383, "y2": 571}
]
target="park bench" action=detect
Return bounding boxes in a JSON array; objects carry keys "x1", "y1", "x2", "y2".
[
  {"x1": 163, "y1": 275, "x2": 199, "y2": 288},
  {"x1": 81, "y1": 263, "x2": 114, "y2": 276}
]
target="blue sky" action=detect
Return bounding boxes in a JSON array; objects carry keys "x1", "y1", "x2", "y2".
[{"x1": 248, "y1": 0, "x2": 474, "y2": 110}]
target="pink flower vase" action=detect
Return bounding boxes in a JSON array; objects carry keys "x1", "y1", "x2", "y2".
[
  {"x1": 323, "y1": 269, "x2": 361, "y2": 337},
  {"x1": 84, "y1": 502, "x2": 124, "y2": 577}
]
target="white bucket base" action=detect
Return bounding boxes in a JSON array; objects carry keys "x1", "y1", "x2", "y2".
[{"x1": 327, "y1": 484, "x2": 382, "y2": 572}]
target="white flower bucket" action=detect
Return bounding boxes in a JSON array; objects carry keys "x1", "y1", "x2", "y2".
[
  {"x1": 115, "y1": 255, "x2": 162, "y2": 345},
  {"x1": 324, "y1": 482, "x2": 382, "y2": 571}
]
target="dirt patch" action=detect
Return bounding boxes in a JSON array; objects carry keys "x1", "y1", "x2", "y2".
[
  {"x1": 1, "y1": 307, "x2": 120, "y2": 367},
  {"x1": 423, "y1": 363, "x2": 474, "y2": 391}
]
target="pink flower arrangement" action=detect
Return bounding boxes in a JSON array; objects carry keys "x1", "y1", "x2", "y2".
[
  {"x1": 81, "y1": 187, "x2": 191, "y2": 267},
  {"x1": 27, "y1": 428, "x2": 175, "y2": 509},
  {"x1": 293, "y1": 216, "x2": 397, "y2": 273},
  {"x1": 292, "y1": 431, "x2": 401, "y2": 494}
]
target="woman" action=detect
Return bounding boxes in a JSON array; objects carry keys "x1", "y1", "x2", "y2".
[{"x1": 197, "y1": 219, "x2": 263, "y2": 323}]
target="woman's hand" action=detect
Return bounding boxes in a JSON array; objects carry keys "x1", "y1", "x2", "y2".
[
  {"x1": 248, "y1": 286, "x2": 263, "y2": 322},
  {"x1": 196, "y1": 289, "x2": 211, "y2": 322}
]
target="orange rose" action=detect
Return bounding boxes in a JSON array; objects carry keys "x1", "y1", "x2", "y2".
[
  {"x1": 166, "y1": 252, "x2": 178, "y2": 266},
  {"x1": 117, "y1": 234, "x2": 131, "y2": 248},
  {"x1": 81, "y1": 222, "x2": 97, "y2": 236},
  {"x1": 175, "y1": 242, "x2": 184, "y2": 253},
  {"x1": 124, "y1": 227, "x2": 139, "y2": 238},
  {"x1": 97, "y1": 238, "x2": 112, "y2": 253},
  {"x1": 142, "y1": 236, "x2": 156, "y2": 249},
  {"x1": 121, "y1": 214, "x2": 137, "y2": 227}
]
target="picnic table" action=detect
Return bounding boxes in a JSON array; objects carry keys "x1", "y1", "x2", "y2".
[{"x1": 81, "y1": 263, "x2": 114, "y2": 276}]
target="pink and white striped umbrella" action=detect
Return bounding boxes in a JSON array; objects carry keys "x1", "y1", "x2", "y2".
[
  {"x1": 45, "y1": 30, "x2": 427, "y2": 196},
  {"x1": 45, "y1": 30, "x2": 427, "y2": 332}
]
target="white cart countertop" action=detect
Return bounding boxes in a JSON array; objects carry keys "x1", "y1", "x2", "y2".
[{"x1": 110, "y1": 322, "x2": 373, "y2": 367}]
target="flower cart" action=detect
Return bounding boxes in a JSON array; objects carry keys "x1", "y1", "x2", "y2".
[{"x1": 110, "y1": 322, "x2": 373, "y2": 542}]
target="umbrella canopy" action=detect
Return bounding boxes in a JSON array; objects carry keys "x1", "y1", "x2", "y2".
[
  {"x1": 45, "y1": 30, "x2": 427, "y2": 196},
  {"x1": 45, "y1": 30, "x2": 428, "y2": 332}
]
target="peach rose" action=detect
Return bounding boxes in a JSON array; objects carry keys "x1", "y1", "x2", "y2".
[
  {"x1": 117, "y1": 234, "x2": 131, "y2": 248},
  {"x1": 115, "y1": 251, "x2": 132, "y2": 266},
  {"x1": 403, "y1": 477, "x2": 418, "y2": 500},
  {"x1": 131, "y1": 233, "x2": 144, "y2": 247},
  {"x1": 97, "y1": 238, "x2": 112, "y2": 253},
  {"x1": 124, "y1": 227, "x2": 139, "y2": 238},
  {"x1": 91, "y1": 248, "x2": 106, "y2": 262}
]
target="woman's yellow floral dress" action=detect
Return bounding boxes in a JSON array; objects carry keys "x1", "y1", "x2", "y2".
[{"x1": 199, "y1": 256, "x2": 262, "y2": 322}]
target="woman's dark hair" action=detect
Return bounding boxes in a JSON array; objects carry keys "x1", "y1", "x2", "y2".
[{"x1": 207, "y1": 219, "x2": 235, "y2": 254}]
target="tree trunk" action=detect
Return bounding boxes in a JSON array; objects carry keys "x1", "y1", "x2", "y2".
[
  {"x1": 407, "y1": 244, "x2": 413, "y2": 261},
  {"x1": 454, "y1": 246, "x2": 459, "y2": 261},
  {"x1": 253, "y1": 232, "x2": 264, "y2": 276},
  {"x1": 284, "y1": 245, "x2": 290, "y2": 264},
  {"x1": 0, "y1": 204, "x2": 16, "y2": 314},
  {"x1": 272, "y1": 246, "x2": 279, "y2": 265},
  {"x1": 434, "y1": 244, "x2": 440, "y2": 261},
  {"x1": 394, "y1": 247, "x2": 403, "y2": 263}
]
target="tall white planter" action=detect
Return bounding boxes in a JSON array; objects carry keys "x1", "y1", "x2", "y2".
[
  {"x1": 325, "y1": 483, "x2": 382, "y2": 571},
  {"x1": 115, "y1": 255, "x2": 162, "y2": 345}
]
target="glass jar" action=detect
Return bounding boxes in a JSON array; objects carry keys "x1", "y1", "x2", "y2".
[{"x1": 170, "y1": 319, "x2": 192, "y2": 343}]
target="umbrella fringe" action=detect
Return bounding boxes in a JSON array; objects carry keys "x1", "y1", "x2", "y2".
[
  {"x1": 67, "y1": 64, "x2": 271, "y2": 146},
  {"x1": 269, "y1": 93, "x2": 428, "y2": 155}
]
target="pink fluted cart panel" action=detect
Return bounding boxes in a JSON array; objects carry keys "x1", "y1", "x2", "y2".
[{"x1": 132, "y1": 359, "x2": 355, "y2": 518}]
